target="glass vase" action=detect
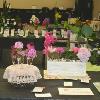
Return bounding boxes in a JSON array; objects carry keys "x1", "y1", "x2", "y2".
[{"x1": 27, "y1": 58, "x2": 33, "y2": 65}]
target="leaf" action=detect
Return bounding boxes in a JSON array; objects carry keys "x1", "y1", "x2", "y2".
[{"x1": 81, "y1": 24, "x2": 93, "y2": 38}]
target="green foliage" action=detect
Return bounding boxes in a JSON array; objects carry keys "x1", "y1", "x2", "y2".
[
  {"x1": 64, "y1": 21, "x2": 94, "y2": 40},
  {"x1": 61, "y1": 50, "x2": 78, "y2": 60},
  {"x1": 81, "y1": 24, "x2": 94, "y2": 38},
  {"x1": 89, "y1": 50, "x2": 100, "y2": 65}
]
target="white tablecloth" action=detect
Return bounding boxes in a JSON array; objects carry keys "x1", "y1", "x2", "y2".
[{"x1": 3, "y1": 64, "x2": 42, "y2": 84}]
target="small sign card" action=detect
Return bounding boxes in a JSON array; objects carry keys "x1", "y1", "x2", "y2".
[
  {"x1": 35, "y1": 93, "x2": 52, "y2": 97},
  {"x1": 32, "y1": 87, "x2": 45, "y2": 92},
  {"x1": 64, "y1": 82, "x2": 73, "y2": 86}
]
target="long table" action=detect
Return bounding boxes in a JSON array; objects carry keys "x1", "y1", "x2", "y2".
[{"x1": 0, "y1": 37, "x2": 45, "y2": 69}]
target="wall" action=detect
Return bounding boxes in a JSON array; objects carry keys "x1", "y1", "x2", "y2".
[
  {"x1": 0, "y1": 0, "x2": 75, "y2": 9},
  {"x1": 93, "y1": 0, "x2": 100, "y2": 18},
  {"x1": 0, "y1": 0, "x2": 100, "y2": 18}
]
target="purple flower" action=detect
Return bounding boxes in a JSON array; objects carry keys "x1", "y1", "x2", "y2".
[
  {"x1": 77, "y1": 47, "x2": 91, "y2": 62},
  {"x1": 26, "y1": 48, "x2": 37, "y2": 59}
]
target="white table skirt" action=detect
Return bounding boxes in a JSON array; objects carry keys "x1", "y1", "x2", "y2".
[{"x1": 3, "y1": 64, "x2": 42, "y2": 84}]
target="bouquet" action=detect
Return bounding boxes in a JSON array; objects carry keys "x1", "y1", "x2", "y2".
[{"x1": 30, "y1": 15, "x2": 40, "y2": 27}]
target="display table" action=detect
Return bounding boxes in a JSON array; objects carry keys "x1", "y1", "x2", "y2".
[
  {"x1": 44, "y1": 60, "x2": 90, "y2": 83},
  {"x1": 3, "y1": 64, "x2": 42, "y2": 84}
]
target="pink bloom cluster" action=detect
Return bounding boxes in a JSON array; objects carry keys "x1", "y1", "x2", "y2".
[
  {"x1": 14, "y1": 41, "x2": 23, "y2": 49},
  {"x1": 72, "y1": 47, "x2": 80, "y2": 53},
  {"x1": 43, "y1": 32, "x2": 57, "y2": 55},
  {"x1": 56, "y1": 47, "x2": 65, "y2": 54},
  {"x1": 77, "y1": 47, "x2": 91, "y2": 62},
  {"x1": 26, "y1": 43, "x2": 37, "y2": 59},
  {"x1": 26, "y1": 48, "x2": 37, "y2": 59},
  {"x1": 43, "y1": 32, "x2": 65, "y2": 56},
  {"x1": 44, "y1": 32, "x2": 56, "y2": 48},
  {"x1": 42, "y1": 18, "x2": 49, "y2": 27}
]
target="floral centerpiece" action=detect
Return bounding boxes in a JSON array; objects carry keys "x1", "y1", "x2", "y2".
[
  {"x1": 30, "y1": 15, "x2": 40, "y2": 29},
  {"x1": 30, "y1": 15, "x2": 40, "y2": 38},
  {"x1": 11, "y1": 41, "x2": 24, "y2": 64},
  {"x1": 43, "y1": 32, "x2": 65, "y2": 60},
  {"x1": 11, "y1": 42, "x2": 37, "y2": 64}
]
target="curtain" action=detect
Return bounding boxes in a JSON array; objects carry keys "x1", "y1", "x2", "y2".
[{"x1": 75, "y1": 0, "x2": 93, "y2": 20}]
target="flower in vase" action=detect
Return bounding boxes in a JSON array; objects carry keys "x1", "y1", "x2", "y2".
[
  {"x1": 14, "y1": 41, "x2": 23, "y2": 49},
  {"x1": 77, "y1": 47, "x2": 91, "y2": 62},
  {"x1": 26, "y1": 48, "x2": 37, "y2": 59},
  {"x1": 30, "y1": 15, "x2": 40, "y2": 26}
]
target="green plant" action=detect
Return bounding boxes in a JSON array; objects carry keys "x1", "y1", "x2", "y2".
[
  {"x1": 61, "y1": 50, "x2": 78, "y2": 60},
  {"x1": 64, "y1": 20, "x2": 94, "y2": 40}
]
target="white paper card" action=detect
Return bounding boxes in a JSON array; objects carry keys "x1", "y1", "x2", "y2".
[
  {"x1": 32, "y1": 87, "x2": 45, "y2": 92},
  {"x1": 64, "y1": 82, "x2": 73, "y2": 86},
  {"x1": 58, "y1": 88, "x2": 94, "y2": 95},
  {"x1": 35, "y1": 93, "x2": 52, "y2": 97}
]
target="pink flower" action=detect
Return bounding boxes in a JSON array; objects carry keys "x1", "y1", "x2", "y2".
[
  {"x1": 72, "y1": 47, "x2": 80, "y2": 53},
  {"x1": 26, "y1": 43, "x2": 34, "y2": 50},
  {"x1": 42, "y1": 18, "x2": 49, "y2": 26},
  {"x1": 14, "y1": 41, "x2": 23, "y2": 49},
  {"x1": 56, "y1": 47, "x2": 65, "y2": 54},
  {"x1": 34, "y1": 18, "x2": 40, "y2": 25},
  {"x1": 48, "y1": 46, "x2": 56, "y2": 53},
  {"x1": 26, "y1": 48, "x2": 37, "y2": 59}
]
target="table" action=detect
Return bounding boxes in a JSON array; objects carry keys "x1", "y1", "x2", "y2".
[{"x1": 3, "y1": 64, "x2": 42, "y2": 84}]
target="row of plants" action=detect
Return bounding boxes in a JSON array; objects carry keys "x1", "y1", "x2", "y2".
[{"x1": 11, "y1": 32, "x2": 100, "y2": 65}]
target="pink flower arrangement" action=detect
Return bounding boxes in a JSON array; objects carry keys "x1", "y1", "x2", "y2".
[
  {"x1": 11, "y1": 42, "x2": 37, "y2": 64},
  {"x1": 44, "y1": 32, "x2": 56, "y2": 48},
  {"x1": 14, "y1": 41, "x2": 23, "y2": 49},
  {"x1": 56, "y1": 47, "x2": 65, "y2": 54},
  {"x1": 30, "y1": 15, "x2": 40, "y2": 26},
  {"x1": 77, "y1": 47, "x2": 91, "y2": 62}
]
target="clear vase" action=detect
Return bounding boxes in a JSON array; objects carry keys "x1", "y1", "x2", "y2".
[
  {"x1": 27, "y1": 58, "x2": 33, "y2": 65},
  {"x1": 17, "y1": 57, "x2": 21, "y2": 64}
]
